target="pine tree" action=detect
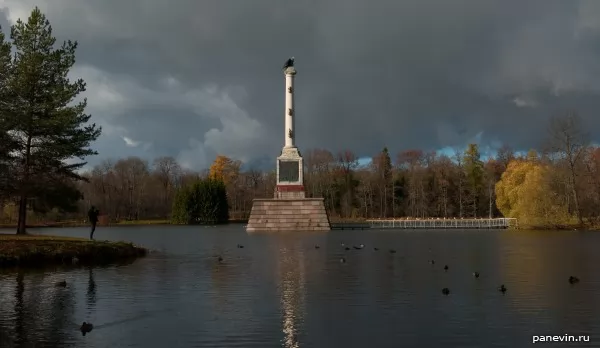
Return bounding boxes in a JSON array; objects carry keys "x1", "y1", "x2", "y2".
[
  {"x1": 0, "y1": 27, "x2": 14, "y2": 198},
  {"x1": 372, "y1": 147, "x2": 392, "y2": 217},
  {"x1": 5, "y1": 8, "x2": 101, "y2": 234},
  {"x1": 463, "y1": 144, "x2": 484, "y2": 217}
]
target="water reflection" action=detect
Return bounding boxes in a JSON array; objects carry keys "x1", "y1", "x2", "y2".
[
  {"x1": 498, "y1": 231, "x2": 589, "y2": 308},
  {"x1": 275, "y1": 238, "x2": 307, "y2": 348},
  {"x1": 0, "y1": 270, "x2": 78, "y2": 347},
  {"x1": 497, "y1": 230, "x2": 600, "y2": 338},
  {"x1": 210, "y1": 252, "x2": 235, "y2": 314},
  {"x1": 87, "y1": 267, "x2": 96, "y2": 312},
  {"x1": 14, "y1": 271, "x2": 25, "y2": 346}
]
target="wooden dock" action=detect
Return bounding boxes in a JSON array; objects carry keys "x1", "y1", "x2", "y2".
[{"x1": 366, "y1": 218, "x2": 517, "y2": 229}]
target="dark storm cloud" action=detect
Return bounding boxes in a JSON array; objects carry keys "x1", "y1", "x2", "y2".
[
  {"x1": 1, "y1": 0, "x2": 600, "y2": 169},
  {"x1": 114, "y1": 106, "x2": 222, "y2": 154}
]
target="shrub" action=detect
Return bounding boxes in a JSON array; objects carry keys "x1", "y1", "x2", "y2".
[{"x1": 171, "y1": 178, "x2": 229, "y2": 224}]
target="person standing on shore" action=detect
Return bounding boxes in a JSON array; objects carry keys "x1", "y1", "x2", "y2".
[{"x1": 88, "y1": 206, "x2": 99, "y2": 240}]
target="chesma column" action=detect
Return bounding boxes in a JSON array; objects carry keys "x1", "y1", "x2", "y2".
[
  {"x1": 245, "y1": 57, "x2": 330, "y2": 232},
  {"x1": 275, "y1": 57, "x2": 304, "y2": 199}
]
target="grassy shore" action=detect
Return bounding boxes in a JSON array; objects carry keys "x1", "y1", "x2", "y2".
[
  {"x1": 0, "y1": 218, "x2": 249, "y2": 229},
  {"x1": 518, "y1": 224, "x2": 599, "y2": 230},
  {"x1": 0, "y1": 234, "x2": 148, "y2": 268},
  {"x1": 114, "y1": 219, "x2": 172, "y2": 225},
  {"x1": 114, "y1": 219, "x2": 249, "y2": 225}
]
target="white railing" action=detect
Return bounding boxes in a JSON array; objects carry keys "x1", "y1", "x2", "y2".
[{"x1": 366, "y1": 218, "x2": 517, "y2": 229}]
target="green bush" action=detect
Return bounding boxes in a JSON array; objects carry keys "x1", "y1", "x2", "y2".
[{"x1": 171, "y1": 178, "x2": 229, "y2": 224}]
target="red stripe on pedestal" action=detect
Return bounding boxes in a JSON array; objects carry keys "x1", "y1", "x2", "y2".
[{"x1": 276, "y1": 185, "x2": 305, "y2": 192}]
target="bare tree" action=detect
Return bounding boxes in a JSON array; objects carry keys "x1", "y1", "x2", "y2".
[
  {"x1": 397, "y1": 150, "x2": 427, "y2": 217},
  {"x1": 153, "y1": 156, "x2": 181, "y2": 216},
  {"x1": 305, "y1": 148, "x2": 335, "y2": 211},
  {"x1": 496, "y1": 144, "x2": 514, "y2": 171},
  {"x1": 547, "y1": 112, "x2": 588, "y2": 225},
  {"x1": 113, "y1": 157, "x2": 150, "y2": 220},
  {"x1": 336, "y1": 150, "x2": 359, "y2": 217}
]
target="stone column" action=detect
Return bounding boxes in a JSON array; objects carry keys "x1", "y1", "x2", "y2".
[{"x1": 284, "y1": 66, "x2": 296, "y2": 148}]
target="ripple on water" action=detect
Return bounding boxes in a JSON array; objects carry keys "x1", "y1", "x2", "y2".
[{"x1": 1, "y1": 227, "x2": 600, "y2": 347}]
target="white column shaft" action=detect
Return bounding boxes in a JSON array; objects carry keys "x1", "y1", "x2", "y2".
[{"x1": 285, "y1": 73, "x2": 294, "y2": 148}]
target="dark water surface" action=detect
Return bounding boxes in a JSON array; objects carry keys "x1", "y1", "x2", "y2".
[{"x1": 1, "y1": 225, "x2": 599, "y2": 347}]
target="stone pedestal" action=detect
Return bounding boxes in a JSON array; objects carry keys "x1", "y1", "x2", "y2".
[
  {"x1": 246, "y1": 145, "x2": 330, "y2": 231},
  {"x1": 246, "y1": 198, "x2": 330, "y2": 232}
]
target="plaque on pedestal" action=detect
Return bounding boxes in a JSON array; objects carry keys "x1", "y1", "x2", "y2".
[{"x1": 278, "y1": 160, "x2": 300, "y2": 183}]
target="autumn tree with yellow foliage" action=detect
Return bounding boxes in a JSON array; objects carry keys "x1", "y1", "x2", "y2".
[
  {"x1": 209, "y1": 155, "x2": 242, "y2": 186},
  {"x1": 208, "y1": 155, "x2": 247, "y2": 219},
  {"x1": 495, "y1": 152, "x2": 572, "y2": 228}
]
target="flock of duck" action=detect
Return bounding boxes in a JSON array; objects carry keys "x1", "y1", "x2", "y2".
[
  {"x1": 339, "y1": 242, "x2": 583, "y2": 295},
  {"x1": 218, "y1": 241, "x2": 581, "y2": 297},
  {"x1": 333, "y1": 242, "x2": 582, "y2": 295}
]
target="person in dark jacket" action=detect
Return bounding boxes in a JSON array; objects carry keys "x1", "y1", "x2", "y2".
[{"x1": 88, "y1": 206, "x2": 99, "y2": 240}]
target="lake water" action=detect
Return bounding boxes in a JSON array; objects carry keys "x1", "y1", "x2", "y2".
[{"x1": 0, "y1": 225, "x2": 599, "y2": 347}]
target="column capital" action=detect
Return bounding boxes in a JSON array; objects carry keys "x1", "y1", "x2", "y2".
[{"x1": 284, "y1": 66, "x2": 296, "y2": 75}]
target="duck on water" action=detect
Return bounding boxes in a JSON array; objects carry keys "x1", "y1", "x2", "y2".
[{"x1": 80, "y1": 322, "x2": 93, "y2": 336}]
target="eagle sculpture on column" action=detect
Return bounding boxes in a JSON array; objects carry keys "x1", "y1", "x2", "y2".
[{"x1": 283, "y1": 57, "x2": 294, "y2": 70}]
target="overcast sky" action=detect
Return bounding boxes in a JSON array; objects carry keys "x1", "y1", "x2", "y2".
[{"x1": 1, "y1": 0, "x2": 600, "y2": 170}]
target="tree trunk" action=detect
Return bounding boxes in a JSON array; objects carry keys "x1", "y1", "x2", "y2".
[
  {"x1": 443, "y1": 186, "x2": 448, "y2": 219},
  {"x1": 16, "y1": 194, "x2": 27, "y2": 234},
  {"x1": 570, "y1": 170, "x2": 583, "y2": 225},
  {"x1": 391, "y1": 180, "x2": 396, "y2": 217},
  {"x1": 16, "y1": 134, "x2": 33, "y2": 235},
  {"x1": 459, "y1": 181, "x2": 463, "y2": 218},
  {"x1": 488, "y1": 181, "x2": 493, "y2": 218}
]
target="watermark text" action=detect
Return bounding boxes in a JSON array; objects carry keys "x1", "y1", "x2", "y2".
[{"x1": 532, "y1": 335, "x2": 589, "y2": 343}]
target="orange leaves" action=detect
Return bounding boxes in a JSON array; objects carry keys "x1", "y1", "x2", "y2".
[{"x1": 209, "y1": 155, "x2": 228, "y2": 181}]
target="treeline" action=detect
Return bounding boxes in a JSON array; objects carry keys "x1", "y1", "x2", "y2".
[{"x1": 3, "y1": 112, "x2": 598, "y2": 229}]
